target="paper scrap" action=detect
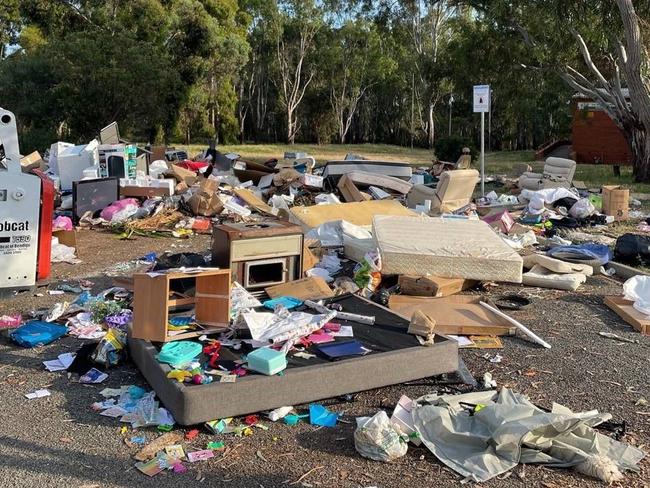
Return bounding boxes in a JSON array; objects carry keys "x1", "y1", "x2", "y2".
[
  {"x1": 331, "y1": 325, "x2": 353, "y2": 337},
  {"x1": 165, "y1": 444, "x2": 185, "y2": 460},
  {"x1": 43, "y1": 353, "x2": 76, "y2": 372},
  {"x1": 25, "y1": 389, "x2": 50, "y2": 399},
  {"x1": 80, "y1": 368, "x2": 109, "y2": 384},
  {"x1": 220, "y1": 375, "x2": 237, "y2": 383},
  {"x1": 187, "y1": 449, "x2": 215, "y2": 463},
  {"x1": 135, "y1": 457, "x2": 163, "y2": 477}
]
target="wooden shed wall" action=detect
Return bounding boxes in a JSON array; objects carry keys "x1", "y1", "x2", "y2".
[{"x1": 571, "y1": 100, "x2": 632, "y2": 165}]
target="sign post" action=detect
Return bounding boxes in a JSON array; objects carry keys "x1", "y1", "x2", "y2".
[{"x1": 473, "y1": 85, "x2": 490, "y2": 196}]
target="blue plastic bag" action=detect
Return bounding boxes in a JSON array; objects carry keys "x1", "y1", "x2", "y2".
[
  {"x1": 10, "y1": 321, "x2": 68, "y2": 348},
  {"x1": 547, "y1": 243, "x2": 612, "y2": 265}
]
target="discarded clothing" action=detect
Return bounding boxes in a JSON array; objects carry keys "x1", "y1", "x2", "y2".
[{"x1": 547, "y1": 243, "x2": 611, "y2": 265}]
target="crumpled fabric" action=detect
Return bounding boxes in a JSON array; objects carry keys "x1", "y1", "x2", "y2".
[{"x1": 412, "y1": 388, "x2": 645, "y2": 483}]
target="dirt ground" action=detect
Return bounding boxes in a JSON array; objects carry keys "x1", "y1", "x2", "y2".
[{"x1": 0, "y1": 230, "x2": 649, "y2": 488}]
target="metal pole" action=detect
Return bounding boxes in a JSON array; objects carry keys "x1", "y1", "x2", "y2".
[
  {"x1": 480, "y1": 111, "x2": 485, "y2": 196},
  {"x1": 448, "y1": 100, "x2": 452, "y2": 136}
]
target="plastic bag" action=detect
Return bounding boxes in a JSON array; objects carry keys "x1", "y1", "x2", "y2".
[
  {"x1": 569, "y1": 198, "x2": 596, "y2": 219},
  {"x1": 614, "y1": 233, "x2": 650, "y2": 265},
  {"x1": 91, "y1": 328, "x2": 126, "y2": 367},
  {"x1": 623, "y1": 275, "x2": 650, "y2": 317},
  {"x1": 354, "y1": 411, "x2": 408, "y2": 462}
]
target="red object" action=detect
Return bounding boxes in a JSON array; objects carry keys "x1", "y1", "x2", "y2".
[
  {"x1": 185, "y1": 429, "x2": 200, "y2": 441},
  {"x1": 31, "y1": 169, "x2": 55, "y2": 281},
  {"x1": 244, "y1": 415, "x2": 259, "y2": 426},
  {"x1": 571, "y1": 97, "x2": 633, "y2": 165},
  {"x1": 202, "y1": 341, "x2": 222, "y2": 368},
  {"x1": 192, "y1": 218, "x2": 211, "y2": 232},
  {"x1": 174, "y1": 160, "x2": 209, "y2": 171}
]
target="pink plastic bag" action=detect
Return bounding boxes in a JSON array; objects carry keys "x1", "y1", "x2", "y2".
[
  {"x1": 100, "y1": 199, "x2": 140, "y2": 222},
  {"x1": 52, "y1": 216, "x2": 73, "y2": 231}
]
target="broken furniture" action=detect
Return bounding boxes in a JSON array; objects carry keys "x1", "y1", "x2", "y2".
[
  {"x1": 211, "y1": 221, "x2": 303, "y2": 294},
  {"x1": 389, "y1": 294, "x2": 516, "y2": 336},
  {"x1": 373, "y1": 216, "x2": 523, "y2": 283},
  {"x1": 518, "y1": 157, "x2": 576, "y2": 190},
  {"x1": 345, "y1": 171, "x2": 413, "y2": 195},
  {"x1": 128, "y1": 294, "x2": 459, "y2": 425},
  {"x1": 131, "y1": 268, "x2": 231, "y2": 342},
  {"x1": 406, "y1": 169, "x2": 479, "y2": 213}
]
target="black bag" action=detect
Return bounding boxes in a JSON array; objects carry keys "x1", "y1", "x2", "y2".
[{"x1": 614, "y1": 233, "x2": 650, "y2": 265}]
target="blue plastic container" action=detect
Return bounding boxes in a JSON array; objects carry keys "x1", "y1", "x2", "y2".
[{"x1": 247, "y1": 348, "x2": 287, "y2": 375}]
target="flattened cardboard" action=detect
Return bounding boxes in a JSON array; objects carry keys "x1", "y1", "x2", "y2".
[
  {"x1": 388, "y1": 295, "x2": 515, "y2": 336},
  {"x1": 120, "y1": 185, "x2": 173, "y2": 198},
  {"x1": 233, "y1": 188, "x2": 278, "y2": 217},
  {"x1": 290, "y1": 200, "x2": 415, "y2": 230},
  {"x1": 170, "y1": 164, "x2": 198, "y2": 186},
  {"x1": 265, "y1": 276, "x2": 333, "y2": 300},
  {"x1": 398, "y1": 275, "x2": 477, "y2": 297},
  {"x1": 604, "y1": 296, "x2": 650, "y2": 335}
]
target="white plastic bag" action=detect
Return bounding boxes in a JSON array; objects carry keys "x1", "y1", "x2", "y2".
[
  {"x1": 569, "y1": 198, "x2": 596, "y2": 219},
  {"x1": 354, "y1": 411, "x2": 408, "y2": 462},
  {"x1": 623, "y1": 275, "x2": 650, "y2": 317}
]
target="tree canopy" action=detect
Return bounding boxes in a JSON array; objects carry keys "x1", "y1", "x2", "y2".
[{"x1": 0, "y1": 0, "x2": 647, "y2": 166}]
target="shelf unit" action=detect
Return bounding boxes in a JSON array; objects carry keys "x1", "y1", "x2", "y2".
[{"x1": 131, "y1": 268, "x2": 231, "y2": 342}]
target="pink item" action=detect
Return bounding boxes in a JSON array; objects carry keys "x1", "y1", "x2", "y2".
[
  {"x1": 306, "y1": 331, "x2": 335, "y2": 344},
  {"x1": 52, "y1": 216, "x2": 73, "y2": 231},
  {"x1": 0, "y1": 313, "x2": 23, "y2": 329},
  {"x1": 100, "y1": 198, "x2": 140, "y2": 221}
]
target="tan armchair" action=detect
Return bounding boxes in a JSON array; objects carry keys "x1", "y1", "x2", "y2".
[
  {"x1": 407, "y1": 169, "x2": 480, "y2": 213},
  {"x1": 518, "y1": 157, "x2": 576, "y2": 190}
]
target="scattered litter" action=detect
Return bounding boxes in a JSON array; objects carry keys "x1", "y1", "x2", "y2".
[
  {"x1": 25, "y1": 389, "x2": 51, "y2": 400},
  {"x1": 598, "y1": 332, "x2": 638, "y2": 344},
  {"x1": 354, "y1": 410, "x2": 408, "y2": 462}
]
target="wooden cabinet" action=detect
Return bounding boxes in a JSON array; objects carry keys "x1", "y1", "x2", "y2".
[{"x1": 131, "y1": 269, "x2": 230, "y2": 342}]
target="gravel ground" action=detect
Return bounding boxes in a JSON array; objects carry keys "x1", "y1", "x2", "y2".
[{"x1": 0, "y1": 230, "x2": 649, "y2": 488}]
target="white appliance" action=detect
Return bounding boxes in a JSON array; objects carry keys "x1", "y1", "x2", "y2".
[
  {"x1": 57, "y1": 139, "x2": 99, "y2": 190},
  {"x1": 0, "y1": 108, "x2": 41, "y2": 290},
  {"x1": 47, "y1": 141, "x2": 74, "y2": 175}
]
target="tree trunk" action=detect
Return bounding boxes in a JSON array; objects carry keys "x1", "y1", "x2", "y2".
[
  {"x1": 630, "y1": 126, "x2": 650, "y2": 182},
  {"x1": 287, "y1": 109, "x2": 294, "y2": 144},
  {"x1": 427, "y1": 102, "x2": 435, "y2": 148}
]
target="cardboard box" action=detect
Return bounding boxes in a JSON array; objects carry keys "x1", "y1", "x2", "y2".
[
  {"x1": 53, "y1": 230, "x2": 78, "y2": 256},
  {"x1": 265, "y1": 276, "x2": 333, "y2": 300},
  {"x1": 398, "y1": 275, "x2": 476, "y2": 297},
  {"x1": 20, "y1": 151, "x2": 46, "y2": 172},
  {"x1": 602, "y1": 185, "x2": 629, "y2": 221}
]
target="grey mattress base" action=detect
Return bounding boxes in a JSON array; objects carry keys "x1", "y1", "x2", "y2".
[{"x1": 128, "y1": 337, "x2": 459, "y2": 425}]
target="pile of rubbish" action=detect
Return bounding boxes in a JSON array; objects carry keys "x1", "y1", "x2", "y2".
[{"x1": 4, "y1": 126, "x2": 650, "y2": 483}]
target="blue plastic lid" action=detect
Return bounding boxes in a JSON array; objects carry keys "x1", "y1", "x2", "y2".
[{"x1": 157, "y1": 341, "x2": 202, "y2": 365}]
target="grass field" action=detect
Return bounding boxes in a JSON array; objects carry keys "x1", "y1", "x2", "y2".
[{"x1": 175, "y1": 143, "x2": 650, "y2": 193}]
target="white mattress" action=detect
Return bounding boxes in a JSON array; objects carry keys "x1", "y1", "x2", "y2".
[{"x1": 373, "y1": 216, "x2": 523, "y2": 283}]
